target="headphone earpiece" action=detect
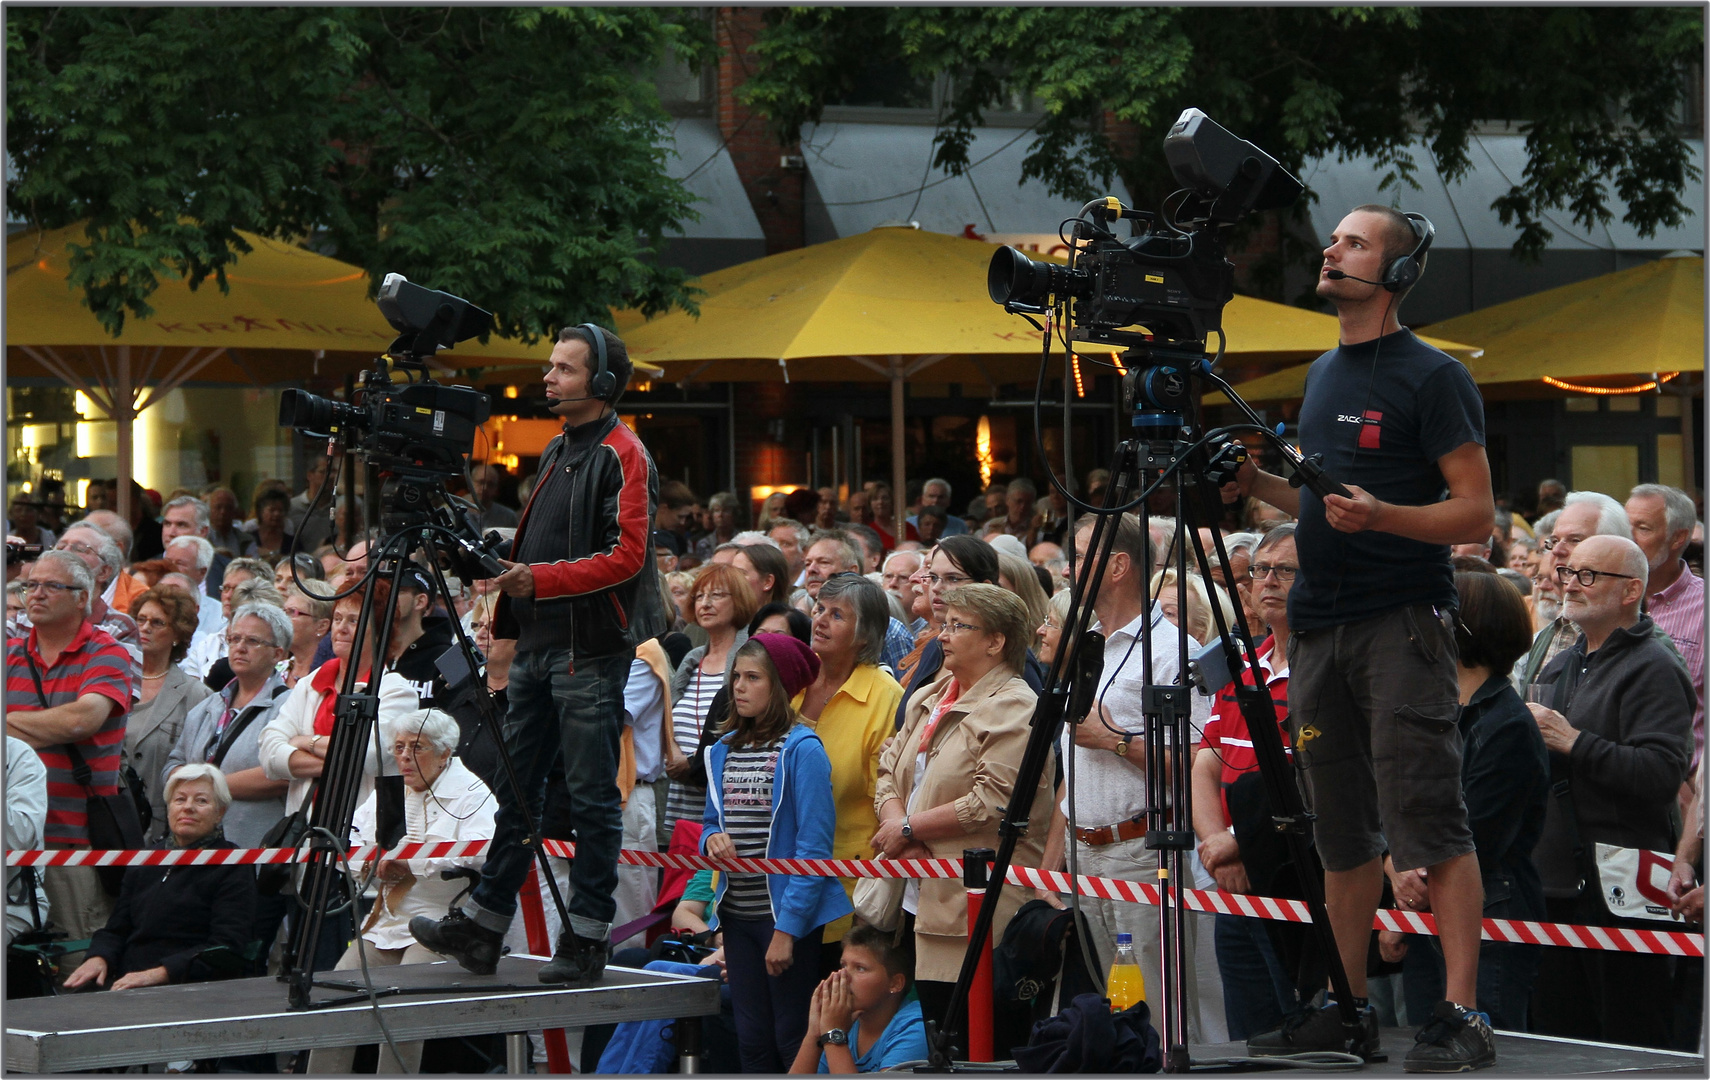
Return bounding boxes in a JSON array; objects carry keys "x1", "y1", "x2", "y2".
[
  {"x1": 1381, "y1": 212, "x2": 1435, "y2": 293},
  {"x1": 580, "y1": 323, "x2": 615, "y2": 402}
]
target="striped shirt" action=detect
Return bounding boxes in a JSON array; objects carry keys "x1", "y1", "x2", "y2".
[
  {"x1": 1647, "y1": 562, "x2": 1706, "y2": 768},
  {"x1": 665, "y1": 667, "x2": 721, "y2": 825},
  {"x1": 717, "y1": 739, "x2": 781, "y2": 920},
  {"x1": 6, "y1": 621, "x2": 133, "y2": 847}
]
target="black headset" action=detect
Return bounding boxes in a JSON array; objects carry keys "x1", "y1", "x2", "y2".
[
  {"x1": 1381, "y1": 212, "x2": 1435, "y2": 293},
  {"x1": 578, "y1": 322, "x2": 616, "y2": 402}
]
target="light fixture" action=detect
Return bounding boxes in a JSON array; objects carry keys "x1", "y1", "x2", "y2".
[
  {"x1": 1541, "y1": 372, "x2": 1680, "y2": 396},
  {"x1": 976, "y1": 416, "x2": 994, "y2": 489},
  {"x1": 1071, "y1": 354, "x2": 1086, "y2": 399}
]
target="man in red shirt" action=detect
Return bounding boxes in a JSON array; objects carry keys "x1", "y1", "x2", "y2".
[
  {"x1": 5, "y1": 550, "x2": 134, "y2": 948},
  {"x1": 1193, "y1": 523, "x2": 1308, "y2": 1039}
]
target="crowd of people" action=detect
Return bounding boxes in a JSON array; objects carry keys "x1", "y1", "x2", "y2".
[{"x1": 6, "y1": 454, "x2": 1704, "y2": 1069}]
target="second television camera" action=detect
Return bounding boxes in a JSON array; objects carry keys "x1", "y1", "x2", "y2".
[
  {"x1": 276, "y1": 274, "x2": 494, "y2": 479},
  {"x1": 987, "y1": 108, "x2": 1303, "y2": 360},
  {"x1": 276, "y1": 274, "x2": 507, "y2": 578}
]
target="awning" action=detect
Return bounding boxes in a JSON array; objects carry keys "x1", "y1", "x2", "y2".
[
  {"x1": 801, "y1": 121, "x2": 1085, "y2": 238},
  {"x1": 1299, "y1": 133, "x2": 1705, "y2": 252}
]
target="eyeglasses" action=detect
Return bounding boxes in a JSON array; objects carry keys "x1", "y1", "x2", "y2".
[
  {"x1": 928, "y1": 573, "x2": 972, "y2": 588},
  {"x1": 134, "y1": 615, "x2": 171, "y2": 630},
  {"x1": 1247, "y1": 563, "x2": 1299, "y2": 582},
  {"x1": 698, "y1": 590, "x2": 731, "y2": 603},
  {"x1": 55, "y1": 541, "x2": 97, "y2": 556},
  {"x1": 21, "y1": 580, "x2": 82, "y2": 595},
  {"x1": 1540, "y1": 535, "x2": 1585, "y2": 553},
  {"x1": 943, "y1": 619, "x2": 986, "y2": 636},
  {"x1": 1554, "y1": 565, "x2": 1639, "y2": 587},
  {"x1": 225, "y1": 633, "x2": 278, "y2": 652},
  {"x1": 282, "y1": 607, "x2": 314, "y2": 620}
]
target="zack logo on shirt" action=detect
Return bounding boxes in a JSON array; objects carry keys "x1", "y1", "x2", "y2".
[{"x1": 1336, "y1": 411, "x2": 1383, "y2": 449}]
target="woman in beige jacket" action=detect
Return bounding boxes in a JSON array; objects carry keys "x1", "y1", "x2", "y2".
[{"x1": 872, "y1": 583, "x2": 1055, "y2": 1057}]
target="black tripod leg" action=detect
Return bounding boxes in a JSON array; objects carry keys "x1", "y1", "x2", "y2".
[
  {"x1": 930, "y1": 440, "x2": 1143, "y2": 1067},
  {"x1": 420, "y1": 549, "x2": 576, "y2": 942},
  {"x1": 1181, "y1": 480, "x2": 1369, "y2": 1051}
]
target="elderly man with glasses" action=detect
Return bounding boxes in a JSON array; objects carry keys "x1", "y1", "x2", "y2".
[
  {"x1": 5, "y1": 551, "x2": 136, "y2": 952},
  {"x1": 52, "y1": 523, "x2": 142, "y2": 685},
  {"x1": 1514, "y1": 491, "x2": 1685, "y2": 691},
  {"x1": 1525, "y1": 534, "x2": 1693, "y2": 1049}
]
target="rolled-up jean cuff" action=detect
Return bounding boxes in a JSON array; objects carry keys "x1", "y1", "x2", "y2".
[
  {"x1": 569, "y1": 914, "x2": 612, "y2": 941},
  {"x1": 462, "y1": 897, "x2": 514, "y2": 937}
]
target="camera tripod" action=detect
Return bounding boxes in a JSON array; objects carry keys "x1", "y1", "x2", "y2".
[
  {"x1": 279, "y1": 475, "x2": 575, "y2": 1011},
  {"x1": 927, "y1": 355, "x2": 1368, "y2": 1072}
]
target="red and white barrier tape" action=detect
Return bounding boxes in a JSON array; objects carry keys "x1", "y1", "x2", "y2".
[{"x1": 11, "y1": 842, "x2": 1701, "y2": 957}]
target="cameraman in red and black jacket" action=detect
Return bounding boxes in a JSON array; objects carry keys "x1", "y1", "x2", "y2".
[{"x1": 413, "y1": 323, "x2": 666, "y2": 985}]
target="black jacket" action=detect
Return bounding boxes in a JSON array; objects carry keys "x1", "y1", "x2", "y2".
[
  {"x1": 86, "y1": 835, "x2": 257, "y2": 983},
  {"x1": 496, "y1": 411, "x2": 666, "y2": 657},
  {"x1": 1532, "y1": 615, "x2": 1694, "y2": 896},
  {"x1": 1460, "y1": 675, "x2": 1549, "y2": 920}
]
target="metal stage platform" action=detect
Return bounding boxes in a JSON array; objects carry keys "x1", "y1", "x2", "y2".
[
  {"x1": 5, "y1": 956, "x2": 721, "y2": 1073},
  {"x1": 1194, "y1": 1027, "x2": 1704, "y2": 1075}
]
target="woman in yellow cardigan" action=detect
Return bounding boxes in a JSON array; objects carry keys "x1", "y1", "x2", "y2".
[{"x1": 794, "y1": 573, "x2": 903, "y2": 974}]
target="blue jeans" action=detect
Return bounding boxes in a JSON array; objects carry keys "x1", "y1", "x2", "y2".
[
  {"x1": 722, "y1": 915, "x2": 822, "y2": 1074},
  {"x1": 1215, "y1": 913, "x2": 1297, "y2": 1040},
  {"x1": 465, "y1": 647, "x2": 632, "y2": 941}
]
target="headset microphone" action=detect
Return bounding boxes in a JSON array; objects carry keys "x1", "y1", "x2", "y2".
[{"x1": 1322, "y1": 269, "x2": 1384, "y2": 285}]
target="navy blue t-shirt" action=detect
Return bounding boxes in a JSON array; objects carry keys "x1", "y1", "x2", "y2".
[{"x1": 1288, "y1": 329, "x2": 1484, "y2": 630}]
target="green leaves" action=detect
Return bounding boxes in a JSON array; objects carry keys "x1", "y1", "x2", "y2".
[
  {"x1": 7, "y1": 7, "x2": 715, "y2": 339},
  {"x1": 740, "y1": 7, "x2": 1701, "y2": 272}
]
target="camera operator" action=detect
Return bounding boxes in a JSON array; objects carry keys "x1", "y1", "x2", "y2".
[
  {"x1": 412, "y1": 323, "x2": 666, "y2": 985},
  {"x1": 1231, "y1": 205, "x2": 1496, "y2": 1070}
]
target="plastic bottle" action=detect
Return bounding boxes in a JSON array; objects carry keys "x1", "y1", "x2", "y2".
[{"x1": 1106, "y1": 932, "x2": 1145, "y2": 1012}]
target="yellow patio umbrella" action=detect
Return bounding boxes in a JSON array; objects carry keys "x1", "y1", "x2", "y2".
[
  {"x1": 1428, "y1": 254, "x2": 1701, "y2": 388},
  {"x1": 1217, "y1": 256, "x2": 1700, "y2": 404},
  {"x1": 7, "y1": 222, "x2": 649, "y2": 518},
  {"x1": 620, "y1": 224, "x2": 1481, "y2": 534}
]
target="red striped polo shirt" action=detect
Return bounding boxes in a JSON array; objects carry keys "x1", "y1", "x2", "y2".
[
  {"x1": 6, "y1": 620, "x2": 133, "y2": 847},
  {"x1": 1198, "y1": 636, "x2": 1292, "y2": 825}
]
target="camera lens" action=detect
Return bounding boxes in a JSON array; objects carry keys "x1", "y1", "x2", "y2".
[
  {"x1": 277, "y1": 388, "x2": 358, "y2": 434},
  {"x1": 987, "y1": 246, "x2": 1083, "y2": 308}
]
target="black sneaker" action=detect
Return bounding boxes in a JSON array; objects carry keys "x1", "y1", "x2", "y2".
[
  {"x1": 1403, "y1": 1000, "x2": 1495, "y2": 1073},
  {"x1": 537, "y1": 931, "x2": 609, "y2": 985},
  {"x1": 408, "y1": 911, "x2": 503, "y2": 976},
  {"x1": 1248, "y1": 998, "x2": 1382, "y2": 1060}
]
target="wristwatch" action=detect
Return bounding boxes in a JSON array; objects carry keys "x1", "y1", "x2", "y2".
[
  {"x1": 818, "y1": 1028, "x2": 849, "y2": 1048},
  {"x1": 900, "y1": 817, "x2": 913, "y2": 840},
  {"x1": 1114, "y1": 735, "x2": 1134, "y2": 757}
]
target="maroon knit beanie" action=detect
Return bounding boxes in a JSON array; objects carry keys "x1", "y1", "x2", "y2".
[{"x1": 752, "y1": 632, "x2": 821, "y2": 700}]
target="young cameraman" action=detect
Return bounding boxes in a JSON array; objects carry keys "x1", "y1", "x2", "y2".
[
  {"x1": 1230, "y1": 205, "x2": 1497, "y2": 1071},
  {"x1": 412, "y1": 323, "x2": 666, "y2": 984}
]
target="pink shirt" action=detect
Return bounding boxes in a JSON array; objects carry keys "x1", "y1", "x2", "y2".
[{"x1": 1647, "y1": 561, "x2": 1705, "y2": 768}]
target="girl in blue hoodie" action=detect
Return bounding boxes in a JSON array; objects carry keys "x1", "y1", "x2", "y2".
[{"x1": 703, "y1": 633, "x2": 853, "y2": 1073}]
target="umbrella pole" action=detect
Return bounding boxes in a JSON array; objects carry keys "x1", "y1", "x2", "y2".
[
  {"x1": 116, "y1": 346, "x2": 134, "y2": 523},
  {"x1": 891, "y1": 360, "x2": 906, "y2": 541}
]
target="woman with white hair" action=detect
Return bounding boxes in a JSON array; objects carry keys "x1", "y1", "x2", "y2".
[
  {"x1": 165, "y1": 603, "x2": 293, "y2": 849},
  {"x1": 309, "y1": 708, "x2": 496, "y2": 1074},
  {"x1": 62, "y1": 764, "x2": 256, "y2": 992},
  {"x1": 165, "y1": 601, "x2": 294, "y2": 977}
]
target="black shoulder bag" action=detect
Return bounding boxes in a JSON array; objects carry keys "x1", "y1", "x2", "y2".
[
  {"x1": 24, "y1": 651, "x2": 145, "y2": 896},
  {"x1": 257, "y1": 775, "x2": 319, "y2": 897}
]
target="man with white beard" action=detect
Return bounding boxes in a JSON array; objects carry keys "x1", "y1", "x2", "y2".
[{"x1": 1513, "y1": 493, "x2": 1685, "y2": 690}]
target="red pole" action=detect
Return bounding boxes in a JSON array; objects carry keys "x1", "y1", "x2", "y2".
[
  {"x1": 519, "y1": 863, "x2": 575, "y2": 1073},
  {"x1": 964, "y1": 848, "x2": 996, "y2": 1062}
]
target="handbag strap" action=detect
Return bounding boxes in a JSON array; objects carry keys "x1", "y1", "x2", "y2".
[
  {"x1": 207, "y1": 683, "x2": 288, "y2": 768},
  {"x1": 23, "y1": 648, "x2": 95, "y2": 792}
]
